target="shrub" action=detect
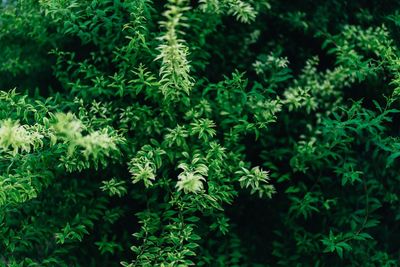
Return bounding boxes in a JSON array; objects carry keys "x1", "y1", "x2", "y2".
[{"x1": 1, "y1": 0, "x2": 400, "y2": 266}]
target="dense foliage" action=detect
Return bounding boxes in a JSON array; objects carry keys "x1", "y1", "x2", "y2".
[{"x1": 1, "y1": 0, "x2": 400, "y2": 266}]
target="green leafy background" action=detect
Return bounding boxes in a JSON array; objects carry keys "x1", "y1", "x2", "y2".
[{"x1": 1, "y1": 0, "x2": 400, "y2": 266}]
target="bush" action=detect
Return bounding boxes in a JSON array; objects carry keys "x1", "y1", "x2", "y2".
[{"x1": 1, "y1": 0, "x2": 400, "y2": 266}]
